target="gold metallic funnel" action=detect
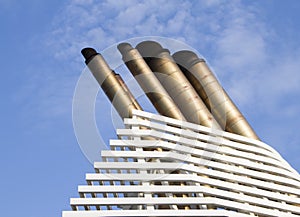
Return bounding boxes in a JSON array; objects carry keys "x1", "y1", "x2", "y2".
[
  {"x1": 117, "y1": 42, "x2": 186, "y2": 121},
  {"x1": 82, "y1": 47, "x2": 187, "y2": 210},
  {"x1": 173, "y1": 50, "x2": 259, "y2": 140},
  {"x1": 136, "y1": 41, "x2": 221, "y2": 129},
  {"x1": 81, "y1": 48, "x2": 142, "y2": 119}
]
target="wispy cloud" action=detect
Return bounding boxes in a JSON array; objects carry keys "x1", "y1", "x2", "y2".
[
  {"x1": 47, "y1": 0, "x2": 227, "y2": 59},
  {"x1": 41, "y1": 0, "x2": 300, "y2": 169}
]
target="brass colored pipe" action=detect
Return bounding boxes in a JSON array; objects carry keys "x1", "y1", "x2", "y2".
[
  {"x1": 118, "y1": 43, "x2": 200, "y2": 209},
  {"x1": 117, "y1": 42, "x2": 186, "y2": 121},
  {"x1": 114, "y1": 73, "x2": 143, "y2": 111},
  {"x1": 82, "y1": 47, "x2": 179, "y2": 209},
  {"x1": 81, "y1": 48, "x2": 142, "y2": 119},
  {"x1": 172, "y1": 50, "x2": 259, "y2": 140},
  {"x1": 136, "y1": 41, "x2": 221, "y2": 129}
]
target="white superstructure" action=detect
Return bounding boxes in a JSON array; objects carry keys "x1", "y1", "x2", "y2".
[{"x1": 63, "y1": 109, "x2": 300, "y2": 217}]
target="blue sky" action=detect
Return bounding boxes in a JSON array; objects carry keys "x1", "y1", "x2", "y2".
[{"x1": 1, "y1": 0, "x2": 300, "y2": 217}]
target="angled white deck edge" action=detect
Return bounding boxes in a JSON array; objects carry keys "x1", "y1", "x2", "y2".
[{"x1": 64, "y1": 110, "x2": 300, "y2": 217}]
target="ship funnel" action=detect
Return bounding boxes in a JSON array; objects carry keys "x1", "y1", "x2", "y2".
[
  {"x1": 136, "y1": 41, "x2": 221, "y2": 129},
  {"x1": 81, "y1": 47, "x2": 142, "y2": 119},
  {"x1": 173, "y1": 50, "x2": 259, "y2": 140},
  {"x1": 81, "y1": 43, "x2": 259, "y2": 140},
  {"x1": 117, "y1": 42, "x2": 186, "y2": 121}
]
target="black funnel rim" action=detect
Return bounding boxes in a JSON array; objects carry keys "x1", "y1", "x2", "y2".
[{"x1": 81, "y1": 47, "x2": 99, "y2": 64}]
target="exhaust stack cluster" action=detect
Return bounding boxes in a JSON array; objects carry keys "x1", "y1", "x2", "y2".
[{"x1": 81, "y1": 41, "x2": 259, "y2": 140}]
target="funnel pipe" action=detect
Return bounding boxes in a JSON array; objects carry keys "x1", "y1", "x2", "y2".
[
  {"x1": 81, "y1": 47, "x2": 142, "y2": 119},
  {"x1": 114, "y1": 73, "x2": 143, "y2": 111},
  {"x1": 136, "y1": 41, "x2": 221, "y2": 129},
  {"x1": 117, "y1": 43, "x2": 186, "y2": 121},
  {"x1": 173, "y1": 50, "x2": 259, "y2": 140}
]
